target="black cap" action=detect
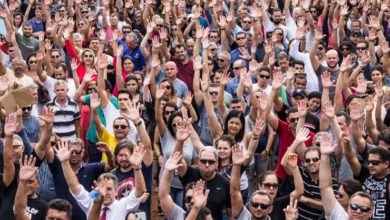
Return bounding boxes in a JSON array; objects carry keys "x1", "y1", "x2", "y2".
[
  {"x1": 351, "y1": 31, "x2": 362, "y2": 36},
  {"x1": 292, "y1": 89, "x2": 307, "y2": 98}
]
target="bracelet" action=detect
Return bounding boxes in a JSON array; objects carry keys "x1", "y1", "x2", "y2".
[
  {"x1": 135, "y1": 120, "x2": 142, "y2": 127},
  {"x1": 252, "y1": 136, "x2": 260, "y2": 140},
  {"x1": 133, "y1": 165, "x2": 142, "y2": 170}
]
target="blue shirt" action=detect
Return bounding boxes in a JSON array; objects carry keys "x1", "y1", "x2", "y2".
[
  {"x1": 22, "y1": 116, "x2": 40, "y2": 142},
  {"x1": 226, "y1": 77, "x2": 240, "y2": 98},
  {"x1": 28, "y1": 18, "x2": 44, "y2": 33},
  {"x1": 123, "y1": 45, "x2": 146, "y2": 71},
  {"x1": 155, "y1": 70, "x2": 189, "y2": 99},
  {"x1": 230, "y1": 45, "x2": 252, "y2": 68}
]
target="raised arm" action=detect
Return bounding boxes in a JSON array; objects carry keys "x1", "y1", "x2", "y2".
[
  {"x1": 309, "y1": 27, "x2": 324, "y2": 72},
  {"x1": 129, "y1": 145, "x2": 146, "y2": 198},
  {"x1": 155, "y1": 86, "x2": 167, "y2": 136},
  {"x1": 192, "y1": 56, "x2": 203, "y2": 107},
  {"x1": 201, "y1": 77, "x2": 223, "y2": 140},
  {"x1": 34, "y1": 107, "x2": 55, "y2": 160},
  {"x1": 3, "y1": 113, "x2": 19, "y2": 187},
  {"x1": 96, "y1": 55, "x2": 110, "y2": 108},
  {"x1": 55, "y1": 141, "x2": 81, "y2": 196},
  {"x1": 350, "y1": 101, "x2": 367, "y2": 152},
  {"x1": 342, "y1": 130, "x2": 362, "y2": 177},
  {"x1": 365, "y1": 95, "x2": 381, "y2": 144},
  {"x1": 185, "y1": 180, "x2": 210, "y2": 220},
  {"x1": 158, "y1": 152, "x2": 183, "y2": 217},
  {"x1": 90, "y1": 93, "x2": 105, "y2": 137},
  {"x1": 285, "y1": 153, "x2": 304, "y2": 202},
  {"x1": 230, "y1": 144, "x2": 248, "y2": 217},
  {"x1": 319, "y1": 133, "x2": 338, "y2": 217}
]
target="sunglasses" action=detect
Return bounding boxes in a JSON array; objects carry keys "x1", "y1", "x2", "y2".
[
  {"x1": 210, "y1": 48, "x2": 217, "y2": 51},
  {"x1": 314, "y1": 142, "x2": 321, "y2": 147},
  {"x1": 233, "y1": 66, "x2": 243, "y2": 71},
  {"x1": 259, "y1": 75, "x2": 270, "y2": 79},
  {"x1": 209, "y1": 91, "x2": 219, "y2": 96},
  {"x1": 84, "y1": 54, "x2": 94, "y2": 58},
  {"x1": 243, "y1": 20, "x2": 252, "y2": 24},
  {"x1": 22, "y1": 106, "x2": 32, "y2": 111},
  {"x1": 368, "y1": 160, "x2": 383, "y2": 166},
  {"x1": 251, "y1": 202, "x2": 271, "y2": 209},
  {"x1": 164, "y1": 110, "x2": 175, "y2": 114},
  {"x1": 289, "y1": 117, "x2": 299, "y2": 123},
  {"x1": 81, "y1": 11, "x2": 89, "y2": 14},
  {"x1": 87, "y1": 87, "x2": 97, "y2": 92},
  {"x1": 217, "y1": 59, "x2": 225, "y2": 62},
  {"x1": 113, "y1": 124, "x2": 128, "y2": 129},
  {"x1": 51, "y1": 55, "x2": 60, "y2": 59},
  {"x1": 305, "y1": 157, "x2": 320, "y2": 163},
  {"x1": 263, "y1": 183, "x2": 278, "y2": 189},
  {"x1": 200, "y1": 159, "x2": 216, "y2": 165},
  {"x1": 185, "y1": 196, "x2": 192, "y2": 203},
  {"x1": 236, "y1": 37, "x2": 245, "y2": 41},
  {"x1": 50, "y1": 141, "x2": 57, "y2": 147},
  {"x1": 341, "y1": 47, "x2": 349, "y2": 51},
  {"x1": 349, "y1": 203, "x2": 371, "y2": 213},
  {"x1": 172, "y1": 123, "x2": 180, "y2": 128},
  {"x1": 275, "y1": 32, "x2": 283, "y2": 36},
  {"x1": 165, "y1": 85, "x2": 171, "y2": 90},
  {"x1": 123, "y1": 31, "x2": 131, "y2": 34},
  {"x1": 71, "y1": 149, "x2": 83, "y2": 155},
  {"x1": 318, "y1": 47, "x2": 324, "y2": 50},
  {"x1": 29, "y1": 60, "x2": 37, "y2": 64},
  {"x1": 356, "y1": 47, "x2": 367, "y2": 51}
]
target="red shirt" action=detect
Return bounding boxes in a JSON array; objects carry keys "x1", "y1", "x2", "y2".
[
  {"x1": 171, "y1": 57, "x2": 194, "y2": 92},
  {"x1": 275, "y1": 119, "x2": 314, "y2": 180}
]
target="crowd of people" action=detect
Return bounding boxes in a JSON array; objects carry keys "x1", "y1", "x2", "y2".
[{"x1": 0, "y1": 0, "x2": 390, "y2": 219}]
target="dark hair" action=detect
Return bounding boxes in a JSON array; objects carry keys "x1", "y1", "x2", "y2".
[
  {"x1": 345, "y1": 94, "x2": 360, "y2": 114},
  {"x1": 259, "y1": 66, "x2": 271, "y2": 74},
  {"x1": 104, "y1": 79, "x2": 112, "y2": 93},
  {"x1": 335, "y1": 111, "x2": 351, "y2": 125},
  {"x1": 368, "y1": 147, "x2": 390, "y2": 164},
  {"x1": 215, "y1": 135, "x2": 236, "y2": 167},
  {"x1": 160, "y1": 78, "x2": 176, "y2": 97},
  {"x1": 117, "y1": 89, "x2": 133, "y2": 100},
  {"x1": 47, "y1": 199, "x2": 72, "y2": 219},
  {"x1": 303, "y1": 146, "x2": 321, "y2": 160},
  {"x1": 53, "y1": 63, "x2": 68, "y2": 72},
  {"x1": 287, "y1": 107, "x2": 298, "y2": 117},
  {"x1": 114, "y1": 139, "x2": 135, "y2": 166},
  {"x1": 125, "y1": 75, "x2": 140, "y2": 93},
  {"x1": 167, "y1": 111, "x2": 183, "y2": 138},
  {"x1": 123, "y1": 56, "x2": 134, "y2": 65},
  {"x1": 259, "y1": 171, "x2": 278, "y2": 185},
  {"x1": 294, "y1": 73, "x2": 307, "y2": 82},
  {"x1": 350, "y1": 191, "x2": 373, "y2": 208},
  {"x1": 26, "y1": 53, "x2": 36, "y2": 70},
  {"x1": 163, "y1": 101, "x2": 178, "y2": 122},
  {"x1": 293, "y1": 60, "x2": 305, "y2": 67},
  {"x1": 308, "y1": 91, "x2": 321, "y2": 100},
  {"x1": 224, "y1": 110, "x2": 245, "y2": 142},
  {"x1": 340, "y1": 179, "x2": 362, "y2": 197}
]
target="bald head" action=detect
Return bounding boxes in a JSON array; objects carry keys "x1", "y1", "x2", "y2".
[{"x1": 326, "y1": 49, "x2": 339, "y2": 69}]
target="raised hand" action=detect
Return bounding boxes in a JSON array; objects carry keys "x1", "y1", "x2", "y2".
[
  {"x1": 220, "y1": 71, "x2": 230, "y2": 87},
  {"x1": 239, "y1": 47, "x2": 251, "y2": 60},
  {"x1": 323, "y1": 100, "x2": 335, "y2": 119},
  {"x1": 295, "y1": 27, "x2": 306, "y2": 40},
  {"x1": 193, "y1": 56, "x2": 203, "y2": 71},
  {"x1": 257, "y1": 92, "x2": 268, "y2": 111},
  {"x1": 218, "y1": 15, "x2": 227, "y2": 28},
  {"x1": 83, "y1": 70, "x2": 95, "y2": 82},
  {"x1": 159, "y1": 27, "x2": 168, "y2": 40},
  {"x1": 124, "y1": 101, "x2": 141, "y2": 122},
  {"x1": 156, "y1": 86, "x2": 166, "y2": 100},
  {"x1": 165, "y1": 151, "x2": 183, "y2": 171},
  {"x1": 297, "y1": 100, "x2": 308, "y2": 118},
  {"x1": 355, "y1": 74, "x2": 367, "y2": 94},
  {"x1": 19, "y1": 155, "x2": 37, "y2": 182},
  {"x1": 375, "y1": 81, "x2": 384, "y2": 98},
  {"x1": 294, "y1": 127, "x2": 310, "y2": 143},
  {"x1": 314, "y1": 27, "x2": 325, "y2": 41},
  {"x1": 151, "y1": 54, "x2": 161, "y2": 69},
  {"x1": 71, "y1": 58, "x2": 79, "y2": 72},
  {"x1": 192, "y1": 180, "x2": 210, "y2": 208},
  {"x1": 252, "y1": 118, "x2": 266, "y2": 137},
  {"x1": 321, "y1": 71, "x2": 332, "y2": 89},
  {"x1": 36, "y1": 48, "x2": 45, "y2": 61},
  {"x1": 284, "y1": 198, "x2": 298, "y2": 220},
  {"x1": 97, "y1": 55, "x2": 109, "y2": 70},
  {"x1": 241, "y1": 71, "x2": 253, "y2": 88},
  {"x1": 39, "y1": 107, "x2": 55, "y2": 126},
  {"x1": 340, "y1": 55, "x2": 353, "y2": 73},
  {"x1": 54, "y1": 140, "x2": 71, "y2": 162},
  {"x1": 200, "y1": 78, "x2": 209, "y2": 92},
  {"x1": 365, "y1": 95, "x2": 374, "y2": 112},
  {"x1": 272, "y1": 70, "x2": 283, "y2": 89},
  {"x1": 152, "y1": 35, "x2": 161, "y2": 49},
  {"x1": 232, "y1": 144, "x2": 249, "y2": 165},
  {"x1": 183, "y1": 92, "x2": 193, "y2": 107},
  {"x1": 96, "y1": 142, "x2": 111, "y2": 154},
  {"x1": 287, "y1": 153, "x2": 298, "y2": 168},
  {"x1": 319, "y1": 133, "x2": 336, "y2": 155},
  {"x1": 130, "y1": 144, "x2": 146, "y2": 168},
  {"x1": 349, "y1": 101, "x2": 364, "y2": 121},
  {"x1": 4, "y1": 113, "x2": 18, "y2": 137},
  {"x1": 176, "y1": 121, "x2": 192, "y2": 142},
  {"x1": 90, "y1": 92, "x2": 100, "y2": 111}
]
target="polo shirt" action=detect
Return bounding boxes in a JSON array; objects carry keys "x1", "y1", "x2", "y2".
[
  {"x1": 171, "y1": 57, "x2": 195, "y2": 92},
  {"x1": 97, "y1": 128, "x2": 117, "y2": 162},
  {"x1": 275, "y1": 119, "x2": 314, "y2": 180},
  {"x1": 46, "y1": 96, "x2": 80, "y2": 140},
  {"x1": 123, "y1": 45, "x2": 146, "y2": 71}
]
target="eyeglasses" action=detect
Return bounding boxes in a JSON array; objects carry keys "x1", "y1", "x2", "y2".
[
  {"x1": 217, "y1": 59, "x2": 225, "y2": 62},
  {"x1": 243, "y1": 20, "x2": 252, "y2": 24},
  {"x1": 210, "y1": 48, "x2": 217, "y2": 51},
  {"x1": 50, "y1": 141, "x2": 57, "y2": 147},
  {"x1": 71, "y1": 149, "x2": 83, "y2": 155},
  {"x1": 288, "y1": 117, "x2": 299, "y2": 123},
  {"x1": 199, "y1": 159, "x2": 217, "y2": 165},
  {"x1": 87, "y1": 87, "x2": 97, "y2": 92},
  {"x1": 172, "y1": 123, "x2": 180, "y2": 128},
  {"x1": 185, "y1": 196, "x2": 192, "y2": 203},
  {"x1": 157, "y1": 24, "x2": 164, "y2": 27},
  {"x1": 209, "y1": 91, "x2": 219, "y2": 96},
  {"x1": 29, "y1": 60, "x2": 37, "y2": 64},
  {"x1": 164, "y1": 110, "x2": 175, "y2": 115},
  {"x1": 368, "y1": 160, "x2": 383, "y2": 166},
  {"x1": 349, "y1": 203, "x2": 371, "y2": 213},
  {"x1": 305, "y1": 157, "x2": 320, "y2": 163},
  {"x1": 275, "y1": 32, "x2": 283, "y2": 36},
  {"x1": 314, "y1": 142, "x2": 321, "y2": 147},
  {"x1": 341, "y1": 47, "x2": 349, "y2": 51},
  {"x1": 236, "y1": 37, "x2": 245, "y2": 41},
  {"x1": 51, "y1": 55, "x2": 60, "y2": 59},
  {"x1": 262, "y1": 183, "x2": 278, "y2": 189},
  {"x1": 84, "y1": 54, "x2": 94, "y2": 58},
  {"x1": 318, "y1": 47, "x2": 324, "y2": 50},
  {"x1": 251, "y1": 202, "x2": 271, "y2": 209},
  {"x1": 259, "y1": 75, "x2": 270, "y2": 79},
  {"x1": 356, "y1": 47, "x2": 367, "y2": 51},
  {"x1": 22, "y1": 106, "x2": 32, "y2": 111},
  {"x1": 113, "y1": 124, "x2": 128, "y2": 129},
  {"x1": 12, "y1": 144, "x2": 23, "y2": 149},
  {"x1": 233, "y1": 66, "x2": 243, "y2": 71},
  {"x1": 310, "y1": 10, "x2": 317, "y2": 13},
  {"x1": 123, "y1": 31, "x2": 131, "y2": 34},
  {"x1": 165, "y1": 85, "x2": 171, "y2": 90}
]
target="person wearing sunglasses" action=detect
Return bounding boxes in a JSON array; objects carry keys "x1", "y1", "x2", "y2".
[
  {"x1": 319, "y1": 133, "x2": 373, "y2": 220},
  {"x1": 344, "y1": 142, "x2": 390, "y2": 219},
  {"x1": 22, "y1": 104, "x2": 40, "y2": 144},
  {"x1": 253, "y1": 67, "x2": 272, "y2": 97},
  {"x1": 159, "y1": 152, "x2": 212, "y2": 220}
]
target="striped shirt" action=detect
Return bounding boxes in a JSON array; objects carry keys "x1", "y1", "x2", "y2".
[
  {"x1": 46, "y1": 96, "x2": 80, "y2": 140},
  {"x1": 297, "y1": 166, "x2": 339, "y2": 220}
]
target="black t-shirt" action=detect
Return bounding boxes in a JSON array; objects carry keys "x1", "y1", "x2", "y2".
[
  {"x1": 270, "y1": 194, "x2": 290, "y2": 220},
  {"x1": 0, "y1": 150, "x2": 43, "y2": 220},
  {"x1": 357, "y1": 166, "x2": 390, "y2": 220},
  {"x1": 180, "y1": 166, "x2": 231, "y2": 220},
  {"x1": 27, "y1": 197, "x2": 48, "y2": 220}
]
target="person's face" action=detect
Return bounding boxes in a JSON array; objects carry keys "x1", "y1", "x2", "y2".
[
  {"x1": 309, "y1": 7, "x2": 317, "y2": 17},
  {"x1": 164, "y1": 63, "x2": 178, "y2": 78},
  {"x1": 217, "y1": 56, "x2": 229, "y2": 68},
  {"x1": 217, "y1": 140, "x2": 232, "y2": 160},
  {"x1": 54, "y1": 84, "x2": 68, "y2": 100},
  {"x1": 51, "y1": 52, "x2": 61, "y2": 64},
  {"x1": 22, "y1": 105, "x2": 33, "y2": 119},
  {"x1": 12, "y1": 139, "x2": 24, "y2": 161},
  {"x1": 32, "y1": 88, "x2": 38, "y2": 102},
  {"x1": 82, "y1": 51, "x2": 95, "y2": 65},
  {"x1": 239, "y1": 9, "x2": 249, "y2": 19},
  {"x1": 209, "y1": 32, "x2": 219, "y2": 43},
  {"x1": 371, "y1": 70, "x2": 383, "y2": 84},
  {"x1": 294, "y1": 64, "x2": 304, "y2": 73},
  {"x1": 160, "y1": 81, "x2": 173, "y2": 96},
  {"x1": 341, "y1": 45, "x2": 351, "y2": 57},
  {"x1": 209, "y1": 86, "x2": 219, "y2": 102},
  {"x1": 367, "y1": 153, "x2": 389, "y2": 177},
  {"x1": 89, "y1": 40, "x2": 100, "y2": 51},
  {"x1": 308, "y1": 97, "x2": 321, "y2": 113},
  {"x1": 175, "y1": 47, "x2": 187, "y2": 61},
  {"x1": 58, "y1": 7, "x2": 67, "y2": 17},
  {"x1": 28, "y1": 56, "x2": 37, "y2": 70},
  {"x1": 232, "y1": 61, "x2": 245, "y2": 77},
  {"x1": 317, "y1": 44, "x2": 325, "y2": 56},
  {"x1": 102, "y1": 179, "x2": 117, "y2": 206},
  {"x1": 88, "y1": 0, "x2": 96, "y2": 8},
  {"x1": 126, "y1": 79, "x2": 138, "y2": 93},
  {"x1": 249, "y1": 194, "x2": 273, "y2": 218},
  {"x1": 287, "y1": 112, "x2": 299, "y2": 131},
  {"x1": 25, "y1": 174, "x2": 39, "y2": 197},
  {"x1": 163, "y1": 106, "x2": 176, "y2": 121},
  {"x1": 230, "y1": 102, "x2": 244, "y2": 112},
  {"x1": 272, "y1": 11, "x2": 282, "y2": 24},
  {"x1": 227, "y1": 117, "x2": 242, "y2": 136},
  {"x1": 12, "y1": 60, "x2": 26, "y2": 74},
  {"x1": 351, "y1": 21, "x2": 361, "y2": 32},
  {"x1": 118, "y1": 93, "x2": 130, "y2": 110},
  {"x1": 350, "y1": 34, "x2": 360, "y2": 45},
  {"x1": 116, "y1": 147, "x2": 131, "y2": 169},
  {"x1": 209, "y1": 45, "x2": 217, "y2": 57},
  {"x1": 184, "y1": 189, "x2": 194, "y2": 210},
  {"x1": 336, "y1": 185, "x2": 350, "y2": 208},
  {"x1": 336, "y1": 115, "x2": 348, "y2": 132},
  {"x1": 294, "y1": 78, "x2": 307, "y2": 90},
  {"x1": 53, "y1": 67, "x2": 67, "y2": 80},
  {"x1": 242, "y1": 18, "x2": 252, "y2": 30},
  {"x1": 46, "y1": 209, "x2": 69, "y2": 220},
  {"x1": 356, "y1": 43, "x2": 368, "y2": 58},
  {"x1": 123, "y1": 59, "x2": 134, "y2": 72},
  {"x1": 113, "y1": 119, "x2": 130, "y2": 139},
  {"x1": 291, "y1": 95, "x2": 307, "y2": 108},
  {"x1": 14, "y1": 15, "x2": 22, "y2": 26},
  {"x1": 347, "y1": 196, "x2": 372, "y2": 220},
  {"x1": 236, "y1": 33, "x2": 247, "y2": 47},
  {"x1": 198, "y1": 151, "x2": 217, "y2": 179},
  {"x1": 74, "y1": 37, "x2": 83, "y2": 47},
  {"x1": 259, "y1": 174, "x2": 278, "y2": 198},
  {"x1": 68, "y1": 144, "x2": 84, "y2": 165},
  {"x1": 23, "y1": 25, "x2": 33, "y2": 37},
  {"x1": 110, "y1": 15, "x2": 119, "y2": 26},
  {"x1": 86, "y1": 83, "x2": 97, "y2": 94},
  {"x1": 277, "y1": 57, "x2": 289, "y2": 72},
  {"x1": 304, "y1": 151, "x2": 320, "y2": 174},
  {"x1": 35, "y1": 9, "x2": 43, "y2": 18},
  {"x1": 172, "y1": 116, "x2": 183, "y2": 134}
]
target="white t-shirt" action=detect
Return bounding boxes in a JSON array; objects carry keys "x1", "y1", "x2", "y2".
[{"x1": 44, "y1": 76, "x2": 77, "y2": 101}]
